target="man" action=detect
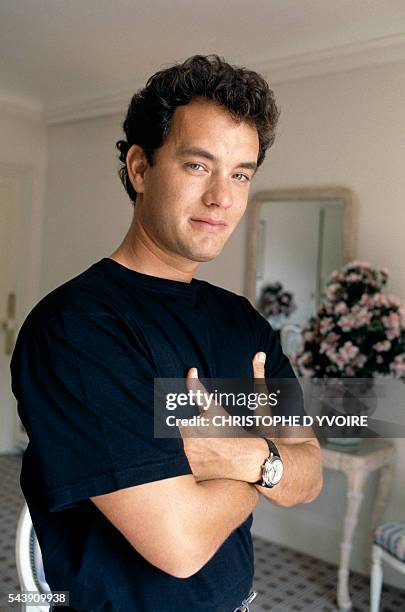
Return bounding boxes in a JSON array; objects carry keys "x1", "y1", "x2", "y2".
[{"x1": 11, "y1": 55, "x2": 322, "y2": 612}]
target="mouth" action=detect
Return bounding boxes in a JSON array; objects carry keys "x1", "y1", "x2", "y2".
[{"x1": 190, "y1": 218, "x2": 227, "y2": 232}]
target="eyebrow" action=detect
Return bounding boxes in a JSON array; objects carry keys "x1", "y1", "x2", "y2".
[{"x1": 178, "y1": 147, "x2": 258, "y2": 173}]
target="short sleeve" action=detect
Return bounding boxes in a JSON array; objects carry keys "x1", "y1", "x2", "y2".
[{"x1": 11, "y1": 312, "x2": 192, "y2": 512}]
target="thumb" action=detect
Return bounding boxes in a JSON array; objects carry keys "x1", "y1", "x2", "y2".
[
  {"x1": 185, "y1": 367, "x2": 208, "y2": 412},
  {"x1": 186, "y1": 367, "x2": 199, "y2": 381},
  {"x1": 253, "y1": 352, "x2": 266, "y2": 379}
]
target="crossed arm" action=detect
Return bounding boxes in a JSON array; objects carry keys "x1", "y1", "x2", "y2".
[
  {"x1": 181, "y1": 353, "x2": 323, "y2": 508},
  {"x1": 91, "y1": 352, "x2": 322, "y2": 578}
]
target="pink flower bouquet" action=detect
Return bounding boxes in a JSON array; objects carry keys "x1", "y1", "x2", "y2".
[
  {"x1": 291, "y1": 262, "x2": 405, "y2": 379},
  {"x1": 258, "y1": 281, "x2": 297, "y2": 319}
]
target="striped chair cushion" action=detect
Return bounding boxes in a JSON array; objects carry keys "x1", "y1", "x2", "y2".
[{"x1": 374, "y1": 522, "x2": 405, "y2": 562}]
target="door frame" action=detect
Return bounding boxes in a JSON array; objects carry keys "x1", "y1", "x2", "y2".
[{"x1": 0, "y1": 161, "x2": 42, "y2": 452}]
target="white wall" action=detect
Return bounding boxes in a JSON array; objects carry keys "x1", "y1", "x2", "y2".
[
  {"x1": 248, "y1": 61, "x2": 405, "y2": 589},
  {"x1": 0, "y1": 108, "x2": 47, "y2": 313},
  {"x1": 0, "y1": 108, "x2": 47, "y2": 453},
  {"x1": 196, "y1": 61, "x2": 405, "y2": 302},
  {"x1": 41, "y1": 114, "x2": 131, "y2": 295},
  {"x1": 41, "y1": 61, "x2": 405, "y2": 587}
]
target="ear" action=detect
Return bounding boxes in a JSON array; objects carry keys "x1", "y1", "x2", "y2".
[{"x1": 126, "y1": 144, "x2": 149, "y2": 195}]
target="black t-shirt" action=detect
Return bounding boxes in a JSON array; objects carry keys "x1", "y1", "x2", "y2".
[{"x1": 10, "y1": 258, "x2": 302, "y2": 612}]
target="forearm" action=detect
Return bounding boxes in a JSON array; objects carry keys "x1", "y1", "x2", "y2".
[
  {"x1": 198, "y1": 478, "x2": 258, "y2": 543},
  {"x1": 183, "y1": 435, "x2": 269, "y2": 483},
  {"x1": 91, "y1": 474, "x2": 259, "y2": 579},
  {"x1": 188, "y1": 436, "x2": 322, "y2": 507},
  {"x1": 182, "y1": 365, "x2": 322, "y2": 513},
  {"x1": 256, "y1": 439, "x2": 323, "y2": 507},
  {"x1": 172, "y1": 477, "x2": 259, "y2": 575}
]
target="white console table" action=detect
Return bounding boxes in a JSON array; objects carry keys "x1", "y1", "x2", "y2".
[{"x1": 321, "y1": 438, "x2": 395, "y2": 611}]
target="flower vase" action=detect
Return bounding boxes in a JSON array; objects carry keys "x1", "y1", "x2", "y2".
[
  {"x1": 320, "y1": 378, "x2": 376, "y2": 448},
  {"x1": 267, "y1": 314, "x2": 285, "y2": 332}
]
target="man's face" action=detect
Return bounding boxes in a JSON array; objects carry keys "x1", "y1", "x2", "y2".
[{"x1": 135, "y1": 98, "x2": 259, "y2": 264}]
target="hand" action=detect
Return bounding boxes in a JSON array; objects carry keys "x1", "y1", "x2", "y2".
[{"x1": 180, "y1": 353, "x2": 270, "y2": 483}]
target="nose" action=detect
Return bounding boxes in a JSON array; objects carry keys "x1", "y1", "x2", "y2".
[{"x1": 201, "y1": 174, "x2": 233, "y2": 209}]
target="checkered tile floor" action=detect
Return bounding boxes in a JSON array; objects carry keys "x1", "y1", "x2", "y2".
[
  {"x1": 0, "y1": 455, "x2": 24, "y2": 598},
  {"x1": 1, "y1": 454, "x2": 404, "y2": 611},
  {"x1": 252, "y1": 539, "x2": 405, "y2": 611}
]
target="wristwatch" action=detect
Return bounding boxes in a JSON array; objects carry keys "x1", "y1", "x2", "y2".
[{"x1": 256, "y1": 439, "x2": 284, "y2": 488}]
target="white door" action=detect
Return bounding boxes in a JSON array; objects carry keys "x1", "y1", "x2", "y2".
[
  {"x1": 0, "y1": 178, "x2": 20, "y2": 452},
  {"x1": 0, "y1": 166, "x2": 35, "y2": 453}
]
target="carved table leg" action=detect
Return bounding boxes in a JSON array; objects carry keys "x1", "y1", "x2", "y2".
[
  {"x1": 365, "y1": 461, "x2": 394, "y2": 567},
  {"x1": 337, "y1": 468, "x2": 368, "y2": 611}
]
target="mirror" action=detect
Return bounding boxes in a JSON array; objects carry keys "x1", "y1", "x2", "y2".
[{"x1": 245, "y1": 188, "x2": 356, "y2": 330}]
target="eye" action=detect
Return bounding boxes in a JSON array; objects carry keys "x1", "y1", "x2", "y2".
[
  {"x1": 186, "y1": 162, "x2": 206, "y2": 172},
  {"x1": 234, "y1": 173, "x2": 250, "y2": 183}
]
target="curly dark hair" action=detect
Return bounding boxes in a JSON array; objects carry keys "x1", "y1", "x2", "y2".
[{"x1": 116, "y1": 54, "x2": 279, "y2": 204}]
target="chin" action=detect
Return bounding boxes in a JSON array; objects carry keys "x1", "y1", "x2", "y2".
[
  {"x1": 185, "y1": 236, "x2": 228, "y2": 262},
  {"x1": 193, "y1": 254, "x2": 218, "y2": 263},
  {"x1": 187, "y1": 247, "x2": 223, "y2": 263}
]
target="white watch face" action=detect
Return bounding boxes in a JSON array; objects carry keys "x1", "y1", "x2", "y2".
[{"x1": 264, "y1": 457, "x2": 284, "y2": 485}]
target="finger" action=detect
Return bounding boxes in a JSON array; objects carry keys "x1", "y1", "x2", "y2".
[
  {"x1": 185, "y1": 367, "x2": 210, "y2": 412},
  {"x1": 253, "y1": 352, "x2": 266, "y2": 380},
  {"x1": 185, "y1": 368, "x2": 230, "y2": 436},
  {"x1": 178, "y1": 369, "x2": 200, "y2": 438},
  {"x1": 252, "y1": 352, "x2": 270, "y2": 417},
  {"x1": 186, "y1": 367, "x2": 199, "y2": 381},
  {"x1": 183, "y1": 368, "x2": 218, "y2": 438}
]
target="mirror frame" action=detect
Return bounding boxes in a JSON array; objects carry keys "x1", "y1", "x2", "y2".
[{"x1": 244, "y1": 187, "x2": 357, "y2": 304}]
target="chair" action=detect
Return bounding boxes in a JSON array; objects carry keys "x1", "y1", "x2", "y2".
[
  {"x1": 15, "y1": 503, "x2": 51, "y2": 612},
  {"x1": 370, "y1": 521, "x2": 405, "y2": 612}
]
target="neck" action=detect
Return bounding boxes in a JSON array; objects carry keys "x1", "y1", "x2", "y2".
[{"x1": 109, "y1": 207, "x2": 198, "y2": 284}]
